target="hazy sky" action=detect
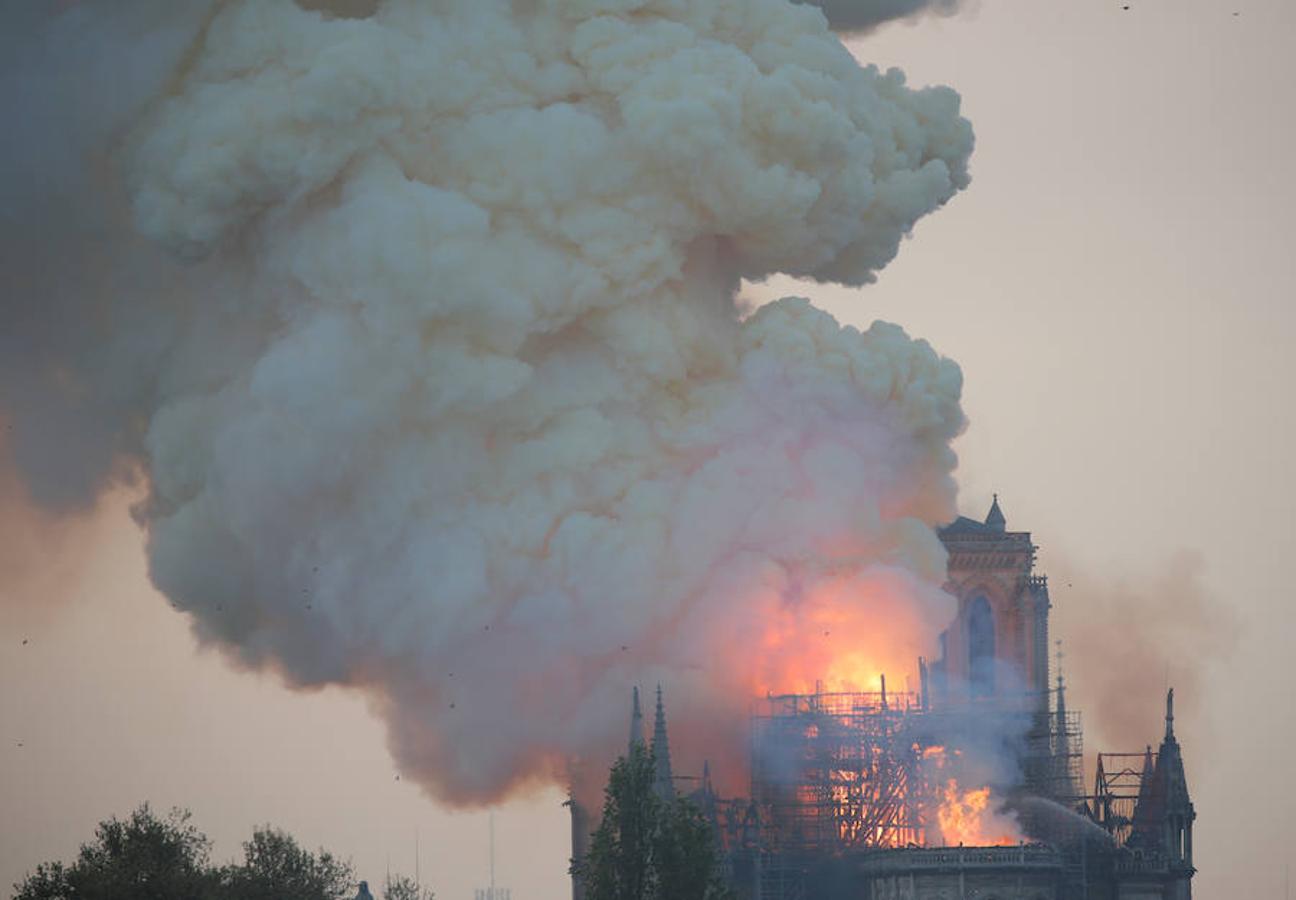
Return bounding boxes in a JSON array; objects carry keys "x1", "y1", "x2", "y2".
[{"x1": 3, "y1": 1, "x2": 1294, "y2": 898}]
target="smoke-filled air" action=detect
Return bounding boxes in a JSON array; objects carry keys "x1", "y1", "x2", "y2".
[
  {"x1": 0, "y1": 0, "x2": 973, "y2": 804},
  {"x1": 803, "y1": 0, "x2": 965, "y2": 32}
]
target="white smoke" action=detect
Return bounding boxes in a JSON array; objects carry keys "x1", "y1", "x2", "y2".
[{"x1": 2, "y1": 0, "x2": 973, "y2": 803}]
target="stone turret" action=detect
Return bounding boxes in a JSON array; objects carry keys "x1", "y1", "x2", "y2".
[
  {"x1": 985, "y1": 493, "x2": 1006, "y2": 531},
  {"x1": 1126, "y1": 689, "x2": 1196, "y2": 900},
  {"x1": 1156, "y1": 689, "x2": 1196, "y2": 897}
]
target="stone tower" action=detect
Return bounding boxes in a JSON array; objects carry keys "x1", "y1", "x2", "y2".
[{"x1": 936, "y1": 495, "x2": 1052, "y2": 709}]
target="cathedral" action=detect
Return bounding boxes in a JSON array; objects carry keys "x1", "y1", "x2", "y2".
[{"x1": 570, "y1": 499, "x2": 1197, "y2": 900}]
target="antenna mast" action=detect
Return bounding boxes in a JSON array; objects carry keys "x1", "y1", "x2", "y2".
[{"x1": 474, "y1": 810, "x2": 509, "y2": 900}]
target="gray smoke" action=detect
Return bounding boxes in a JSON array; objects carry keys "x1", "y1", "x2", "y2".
[
  {"x1": 1049, "y1": 551, "x2": 1239, "y2": 754},
  {"x1": 802, "y1": 0, "x2": 965, "y2": 32},
  {"x1": 1, "y1": 0, "x2": 974, "y2": 804},
  {"x1": 0, "y1": 0, "x2": 213, "y2": 510}
]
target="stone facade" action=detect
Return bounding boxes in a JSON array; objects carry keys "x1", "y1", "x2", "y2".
[
  {"x1": 859, "y1": 847, "x2": 1062, "y2": 900},
  {"x1": 936, "y1": 497, "x2": 1051, "y2": 707}
]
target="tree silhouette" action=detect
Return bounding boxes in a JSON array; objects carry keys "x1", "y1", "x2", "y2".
[
  {"x1": 13, "y1": 806, "x2": 363, "y2": 900},
  {"x1": 382, "y1": 873, "x2": 435, "y2": 900},
  {"x1": 574, "y1": 743, "x2": 732, "y2": 900},
  {"x1": 12, "y1": 805, "x2": 215, "y2": 900},
  {"x1": 216, "y1": 827, "x2": 354, "y2": 900}
]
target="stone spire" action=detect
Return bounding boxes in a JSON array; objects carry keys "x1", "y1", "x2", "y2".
[
  {"x1": 1054, "y1": 645, "x2": 1071, "y2": 764},
  {"x1": 1048, "y1": 642, "x2": 1082, "y2": 797},
  {"x1": 694, "y1": 759, "x2": 718, "y2": 822},
  {"x1": 1156, "y1": 691, "x2": 1191, "y2": 814},
  {"x1": 629, "y1": 686, "x2": 644, "y2": 751},
  {"x1": 651, "y1": 685, "x2": 674, "y2": 800},
  {"x1": 984, "y1": 493, "x2": 1006, "y2": 531},
  {"x1": 1129, "y1": 745, "x2": 1160, "y2": 848},
  {"x1": 1130, "y1": 688, "x2": 1196, "y2": 880}
]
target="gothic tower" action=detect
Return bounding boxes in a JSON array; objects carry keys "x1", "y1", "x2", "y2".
[{"x1": 936, "y1": 495, "x2": 1052, "y2": 709}]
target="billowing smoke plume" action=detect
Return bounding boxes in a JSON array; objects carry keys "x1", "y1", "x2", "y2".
[
  {"x1": 2, "y1": 0, "x2": 973, "y2": 803},
  {"x1": 803, "y1": 0, "x2": 965, "y2": 32}
]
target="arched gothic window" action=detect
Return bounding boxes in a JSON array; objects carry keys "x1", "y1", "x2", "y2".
[{"x1": 968, "y1": 594, "x2": 995, "y2": 698}]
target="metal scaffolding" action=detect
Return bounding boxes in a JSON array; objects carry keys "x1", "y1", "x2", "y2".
[
  {"x1": 1090, "y1": 751, "x2": 1152, "y2": 849},
  {"x1": 689, "y1": 684, "x2": 1105, "y2": 900},
  {"x1": 1022, "y1": 687, "x2": 1085, "y2": 807},
  {"x1": 741, "y1": 684, "x2": 1087, "y2": 857},
  {"x1": 749, "y1": 689, "x2": 947, "y2": 854}
]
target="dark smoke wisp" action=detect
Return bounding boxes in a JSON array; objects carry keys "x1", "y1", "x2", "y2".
[{"x1": 802, "y1": 0, "x2": 965, "y2": 32}]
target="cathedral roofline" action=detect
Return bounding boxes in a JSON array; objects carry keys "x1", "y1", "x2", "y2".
[{"x1": 939, "y1": 495, "x2": 1035, "y2": 542}]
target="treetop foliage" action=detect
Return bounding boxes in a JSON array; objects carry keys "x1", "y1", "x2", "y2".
[
  {"x1": 380, "y1": 874, "x2": 435, "y2": 900},
  {"x1": 14, "y1": 806, "x2": 214, "y2": 900},
  {"x1": 573, "y1": 743, "x2": 733, "y2": 900},
  {"x1": 12, "y1": 805, "x2": 431, "y2": 900}
]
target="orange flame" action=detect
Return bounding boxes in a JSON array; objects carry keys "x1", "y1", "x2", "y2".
[
  {"x1": 936, "y1": 779, "x2": 1020, "y2": 847},
  {"x1": 745, "y1": 568, "x2": 944, "y2": 697}
]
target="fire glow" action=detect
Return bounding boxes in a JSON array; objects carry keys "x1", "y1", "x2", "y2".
[
  {"x1": 924, "y1": 747, "x2": 1022, "y2": 848},
  {"x1": 748, "y1": 686, "x2": 1026, "y2": 854},
  {"x1": 749, "y1": 573, "x2": 949, "y2": 699},
  {"x1": 936, "y1": 780, "x2": 1020, "y2": 848}
]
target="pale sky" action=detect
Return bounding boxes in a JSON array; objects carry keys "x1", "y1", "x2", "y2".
[{"x1": 3, "y1": 1, "x2": 1294, "y2": 898}]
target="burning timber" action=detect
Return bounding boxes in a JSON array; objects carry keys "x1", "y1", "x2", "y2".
[{"x1": 569, "y1": 498, "x2": 1196, "y2": 900}]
